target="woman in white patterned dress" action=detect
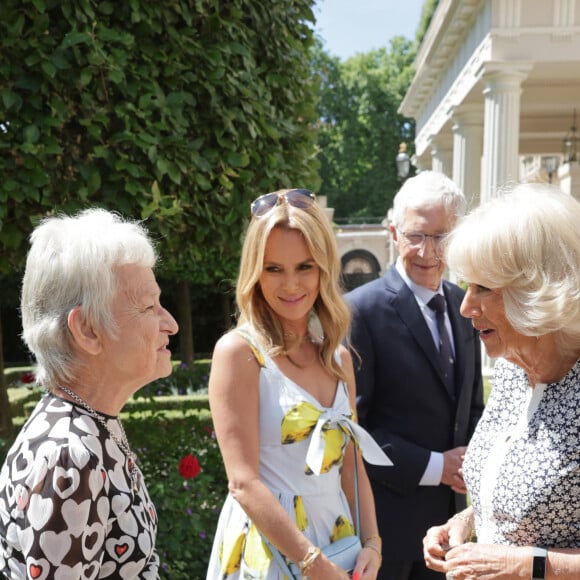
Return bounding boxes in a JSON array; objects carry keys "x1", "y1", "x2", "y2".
[
  {"x1": 206, "y1": 189, "x2": 391, "y2": 580},
  {"x1": 422, "y1": 184, "x2": 580, "y2": 580},
  {"x1": 0, "y1": 209, "x2": 178, "y2": 579}
]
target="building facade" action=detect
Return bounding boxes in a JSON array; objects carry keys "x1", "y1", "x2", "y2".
[{"x1": 399, "y1": 0, "x2": 580, "y2": 207}]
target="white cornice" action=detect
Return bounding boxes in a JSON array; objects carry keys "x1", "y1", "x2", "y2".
[
  {"x1": 400, "y1": 0, "x2": 486, "y2": 119},
  {"x1": 413, "y1": 36, "x2": 492, "y2": 157}
]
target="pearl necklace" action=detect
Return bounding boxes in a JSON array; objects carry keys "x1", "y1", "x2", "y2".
[{"x1": 57, "y1": 384, "x2": 141, "y2": 493}]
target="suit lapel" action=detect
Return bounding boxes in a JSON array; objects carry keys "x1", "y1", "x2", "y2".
[{"x1": 385, "y1": 268, "x2": 455, "y2": 397}]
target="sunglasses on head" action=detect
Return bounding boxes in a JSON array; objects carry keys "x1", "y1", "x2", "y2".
[{"x1": 250, "y1": 189, "x2": 316, "y2": 218}]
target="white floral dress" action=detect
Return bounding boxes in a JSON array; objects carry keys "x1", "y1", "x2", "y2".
[
  {"x1": 206, "y1": 333, "x2": 391, "y2": 579},
  {"x1": 463, "y1": 358, "x2": 580, "y2": 547}
]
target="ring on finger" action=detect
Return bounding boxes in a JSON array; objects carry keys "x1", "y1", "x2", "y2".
[{"x1": 446, "y1": 572, "x2": 455, "y2": 580}]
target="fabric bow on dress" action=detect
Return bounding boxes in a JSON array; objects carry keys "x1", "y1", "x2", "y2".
[{"x1": 281, "y1": 402, "x2": 393, "y2": 476}]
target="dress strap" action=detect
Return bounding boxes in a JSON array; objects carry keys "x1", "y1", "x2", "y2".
[{"x1": 236, "y1": 327, "x2": 267, "y2": 368}]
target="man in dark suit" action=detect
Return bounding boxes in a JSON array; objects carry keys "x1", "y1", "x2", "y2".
[{"x1": 346, "y1": 171, "x2": 484, "y2": 580}]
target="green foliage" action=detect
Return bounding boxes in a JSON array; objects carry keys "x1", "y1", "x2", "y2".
[
  {"x1": 138, "y1": 361, "x2": 211, "y2": 397},
  {"x1": 311, "y1": 37, "x2": 417, "y2": 220},
  {"x1": 416, "y1": 0, "x2": 440, "y2": 43},
  {"x1": 124, "y1": 409, "x2": 226, "y2": 578},
  {"x1": 0, "y1": 0, "x2": 319, "y2": 284},
  {"x1": 0, "y1": 273, "x2": 21, "y2": 308}
]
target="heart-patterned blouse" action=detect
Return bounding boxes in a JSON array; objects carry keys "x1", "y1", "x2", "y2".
[{"x1": 0, "y1": 393, "x2": 159, "y2": 579}]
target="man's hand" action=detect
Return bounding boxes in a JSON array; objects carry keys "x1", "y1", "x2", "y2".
[{"x1": 441, "y1": 446, "x2": 467, "y2": 493}]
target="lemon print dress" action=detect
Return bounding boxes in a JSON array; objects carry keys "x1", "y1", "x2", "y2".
[{"x1": 206, "y1": 331, "x2": 391, "y2": 579}]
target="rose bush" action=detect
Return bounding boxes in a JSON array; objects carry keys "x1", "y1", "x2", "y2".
[
  {"x1": 19, "y1": 372, "x2": 35, "y2": 385},
  {"x1": 178, "y1": 453, "x2": 202, "y2": 479},
  {"x1": 125, "y1": 409, "x2": 227, "y2": 578}
]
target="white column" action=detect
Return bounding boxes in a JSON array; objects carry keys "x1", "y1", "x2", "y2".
[
  {"x1": 480, "y1": 64, "x2": 532, "y2": 202},
  {"x1": 452, "y1": 105, "x2": 483, "y2": 210},
  {"x1": 557, "y1": 162, "x2": 580, "y2": 201},
  {"x1": 430, "y1": 137, "x2": 453, "y2": 177},
  {"x1": 554, "y1": 0, "x2": 575, "y2": 28}
]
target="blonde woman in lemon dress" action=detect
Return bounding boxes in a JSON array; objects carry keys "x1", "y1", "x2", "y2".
[{"x1": 206, "y1": 190, "x2": 391, "y2": 580}]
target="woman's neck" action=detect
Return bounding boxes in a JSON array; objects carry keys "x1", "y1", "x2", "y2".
[
  {"x1": 283, "y1": 327, "x2": 311, "y2": 347},
  {"x1": 511, "y1": 337, "x2": 579, "y2": 386}
]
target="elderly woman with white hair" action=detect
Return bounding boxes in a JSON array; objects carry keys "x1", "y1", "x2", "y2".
[
  {"x1": 0, "y1": 209, "x2": 178, "y2": 578},
  {"x1": 423, "y1": 184, "x2": 580, "y2": 580}
]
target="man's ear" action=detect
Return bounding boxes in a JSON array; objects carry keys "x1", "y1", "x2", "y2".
[
  {"x1": 389, "y1": 224, "x2": 398, "y2": 241},
  {"x1": 67, "y1": 306, "x2": 102, "y2": 355}
]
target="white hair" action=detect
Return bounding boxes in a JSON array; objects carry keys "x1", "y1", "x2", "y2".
[
  {"x1": 21, "y1": 208, "x2": 157, "y2": 389},
  {"x1": 391, "y1": 171, "x2": 466, "y2": 229},
  {"x1": 445, "y1": 183, "x2": 580, "y2": 350}
]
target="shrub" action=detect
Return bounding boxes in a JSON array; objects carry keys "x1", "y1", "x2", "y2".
[
  {"x1": 125, "y1": 407, "x2": 227, "y2": 578},
  {"x1": 138, "y1": 361, "x2": 211, "y2": 397}
]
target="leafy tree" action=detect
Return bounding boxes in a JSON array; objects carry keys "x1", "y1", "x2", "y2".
[
  {"x1": 0, "y1": 0, "x2": 319, "y2": 433},
  {"x1": 312, "y1": 37, "x2": 416, "y2": 221},
  {"x1": 416, "y1": 0, "x2": 440, "y2": 43}
]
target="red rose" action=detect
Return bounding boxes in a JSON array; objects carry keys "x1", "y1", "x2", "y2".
[
  {"x1": 178, "y1": 454, "x2": 201, "y2": 479},
  {"x1": 20, "y1": 372, "x2": 35, "y2": 384}
]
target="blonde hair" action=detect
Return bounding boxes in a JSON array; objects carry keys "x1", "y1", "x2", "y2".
[
  {"x1": 445, "y1": 183, "x2": 580, "y2": 351},
  {"x1": 236, "y1": 190, "x2": 351, "y2": 382}
]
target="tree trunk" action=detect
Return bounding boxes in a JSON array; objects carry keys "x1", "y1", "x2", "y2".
[
  {"x1": 222, "y1": 291, "x2": 233, "y2": 332},
  {"x1": 176, "y1": 280, "x2": 194, "y2": 368},
  {"x1": 0, "y1": 313, "x2": 14, "y2": 438}
]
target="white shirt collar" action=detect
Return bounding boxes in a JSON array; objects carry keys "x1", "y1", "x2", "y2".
[{"x1": 395, "y1": 257, "x2": 443, "y2": 307}]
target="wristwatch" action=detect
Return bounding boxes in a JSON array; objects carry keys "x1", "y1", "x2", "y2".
[{"x1": 531, "y1": 547, "x2": 547, "y2": 579}]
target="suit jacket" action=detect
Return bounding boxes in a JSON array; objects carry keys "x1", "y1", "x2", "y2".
[{"x1": 346, "y1": 264, "x2": 484, "y2": 561}]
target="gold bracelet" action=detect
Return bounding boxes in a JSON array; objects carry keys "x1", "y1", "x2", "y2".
[
  {"x1": 299, "y1": 546, "x2": 321, "y2": 574},
  {"x1": 451, "y1": 511, "x2": 474, "y2": 540},
  {"x1": 363, "y1": 534, "x2": 382, "y2": 546}
]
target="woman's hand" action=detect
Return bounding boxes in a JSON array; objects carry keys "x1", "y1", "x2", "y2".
[
  {"x1": 303, "y1": 544, "x2": 381, "y2": 580},
  {"x1": 303, "y1": 553, "x2": 353, "y2": 579},
  {"x1": 423, "y1": 520, "x2": 463, "y2": 572},
  {"x1": 434, "y1": 543, "x2": 529, "y2": 579},
  {"x1": 424, "y1": 509, "x2": 475, "y2": 573},
  {"x1": 351, "y1": 544, "x2": 382, "y2": 580}
]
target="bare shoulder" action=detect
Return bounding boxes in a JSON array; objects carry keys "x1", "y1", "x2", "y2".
[
  {"x1": 338, "y1": 344, "x2": 354, "y2": 371},
  {"x1": 212, "y1": 330, "x2": 262, "y2": 369},
  {"x1": 337, "y1": 344, "x2": 356, "y2": 394},
  {"x1": 213, "y1": 329, "x2": 247, "y2": 354},
  {"x1": 336, "y1": 346, "x2": 357, "y2": 414}
]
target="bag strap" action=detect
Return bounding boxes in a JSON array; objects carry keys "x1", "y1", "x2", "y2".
[
  {"x1": 263, "y1": 537, "x2": 298, "y2": 579},
  {"x1": 353, "y1": 444, "x2": 361, "y2": 537},
  {"x1": 340, "y1": 380, "x2": 361, "y2": 537}
]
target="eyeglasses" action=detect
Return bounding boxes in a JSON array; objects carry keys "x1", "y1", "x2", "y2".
[
  {"x1": 250, "y1": 189, "x2": 315, "y2": 218},
  {"x1": 398, "y1": 231, "x2": 448, "y2": 248}
]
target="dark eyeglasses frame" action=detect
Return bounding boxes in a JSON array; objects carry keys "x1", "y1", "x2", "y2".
[{"x1": 250, "y1": 189, "x2": 316, "y2": 218}]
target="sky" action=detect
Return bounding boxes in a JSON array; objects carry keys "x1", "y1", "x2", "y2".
[{"x1": 313, "y1": 0, "x2": 426, "y2": 61}]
